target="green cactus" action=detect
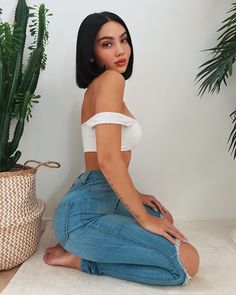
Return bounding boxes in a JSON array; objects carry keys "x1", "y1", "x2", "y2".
[{"x1": 0, "y1": 0, "x2": 52, "y2": 172}]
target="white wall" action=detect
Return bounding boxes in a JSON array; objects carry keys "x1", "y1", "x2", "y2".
[{"x1": 2, "y1": 0, "x2": 236, "y2": 220}]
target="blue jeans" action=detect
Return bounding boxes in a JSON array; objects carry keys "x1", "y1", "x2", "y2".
[{"x1": 53, "y1": 170, "x2": 192, "y2": 286}]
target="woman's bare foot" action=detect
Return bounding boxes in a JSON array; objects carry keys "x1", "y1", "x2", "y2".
[{"x1": 43, "y1": 243, "x2": 81, "y2": 270}]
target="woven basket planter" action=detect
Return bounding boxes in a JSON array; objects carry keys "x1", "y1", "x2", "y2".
[{"x1": 0, "y1": 160, "x2": 60, "y2": 270}]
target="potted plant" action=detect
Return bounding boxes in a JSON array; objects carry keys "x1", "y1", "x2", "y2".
[
  {"x1": 195, "y1": 2, "x2": 236, "y2": 159},
  {"x1": 0, "y1": 0, "x2": 59, "y2": 270},
  {"x1": 195, "y1": 2, "x2": 236, "y2": 243}
]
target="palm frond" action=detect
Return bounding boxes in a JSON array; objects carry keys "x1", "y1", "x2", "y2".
[
  {"x1": 195, "y1": 3, "x2": 236, "y2": 97},
  {"x1": 195, "y1": 2, "x2": 236, "y2": 159},
  {"x1": 227, "y1": 110, "x2": 236, "y2": 159}
]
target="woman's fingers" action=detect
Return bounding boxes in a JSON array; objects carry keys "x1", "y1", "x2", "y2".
[
  {"x1": 172, "y1": 225, "x2": 188, "y2": 241},
  {"x1": 150, "y1": 201, "x2": 165, "y2": 216},
  {"x1": 138, "y1": 214, "x2": 189, "y2": 245},
  {"x1": 166, "y1": 225, "x2": 188, "y2": 242},
  {"x1": 153, "y1": 203, "x2": 164, "y2": 214},
  {"x1": 162, "y1": 206, "x2": 168, "y2": 213},
  {"x1": 162, "y1": 232, "x2": 177, "y2": 245},
  {"x1": 152, "y1": 200, "x2": 167, "y2": 214},
  {"x1": 159, "y1": 206, "x2": 166, "y2": 215},
  {"x1": 148, "y1": 201, "x2": 159, "y2": 212},
  {"x1": 149, "y1": 200, "x2": 163, "y2": 213}
]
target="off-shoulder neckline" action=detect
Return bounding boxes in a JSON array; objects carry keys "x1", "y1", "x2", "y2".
[{"x1": 81, "y1": 111, "x2": 136, "y2": 127}]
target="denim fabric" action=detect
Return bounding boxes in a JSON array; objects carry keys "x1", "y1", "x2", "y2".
[{"x1": 53, "y1": 170, "x2": 191, "y2": 286}]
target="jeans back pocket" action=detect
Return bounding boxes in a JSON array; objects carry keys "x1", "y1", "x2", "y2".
[{"x1": 82, "y1": 191, "x2": 119, "y2": 222}]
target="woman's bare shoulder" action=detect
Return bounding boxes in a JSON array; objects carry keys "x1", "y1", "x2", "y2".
[
  {"x1": 88, "y1": 70, "x2": 125, "y2": 112},
  {"x1": 92, "y1": 70, "x2": 125, "y2": 89}
]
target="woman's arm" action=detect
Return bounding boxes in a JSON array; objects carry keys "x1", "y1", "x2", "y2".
[
  {"x1": 92, "y1": 70, "x2": 187, "y2": 244},
  {"x1": 93, "y1": 70, "x2": 148, "y2": 224},
  {"x1": 100, "y1": 157, "x2": 149, "y2": 224}
]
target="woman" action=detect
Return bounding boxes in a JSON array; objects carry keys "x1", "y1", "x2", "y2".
[{"x1": 44, "y1": 11, "x2": 199, "y2": 286}]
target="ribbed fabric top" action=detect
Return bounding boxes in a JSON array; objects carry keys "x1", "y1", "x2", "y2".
[{"x1": 81, "y1": 112, "x2": 142, "y2": 152}]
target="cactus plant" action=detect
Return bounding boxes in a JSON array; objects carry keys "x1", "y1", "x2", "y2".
[{"x1": 0, "y1": 0, "x2": 52, "y2": 172}]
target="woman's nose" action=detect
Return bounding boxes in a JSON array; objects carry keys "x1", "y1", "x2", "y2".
[{"x1": 115, "y1": 43, "x2": 125, "y2": 55}]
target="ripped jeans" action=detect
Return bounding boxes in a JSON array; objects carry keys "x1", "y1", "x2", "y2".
[{"x1": 53, "y1": 170, "x2": 192, "y2": 286}]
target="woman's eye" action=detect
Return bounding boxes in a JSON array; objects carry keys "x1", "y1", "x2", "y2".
[
  {"x1": 102, "y1": 38, "x2": 128, "y2": 47},
  {"x1": 102, "y1": 42, "x2": 112, "y2": 47}
]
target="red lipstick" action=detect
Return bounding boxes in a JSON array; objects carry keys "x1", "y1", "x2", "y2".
[{"x1": 115, "y1": 58, "x2": 126, "y2": 66}]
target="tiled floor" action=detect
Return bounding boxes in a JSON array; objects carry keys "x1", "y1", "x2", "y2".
[{"x1": 0, "y1": 220, "x2": 47, "y2": 293}]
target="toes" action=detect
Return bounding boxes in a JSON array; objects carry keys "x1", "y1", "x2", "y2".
[
  {"x1": 45, "y1": 249, "x2": 51, "y2": 255},
  {"x1": 45, "y1": 246, "x2": 54, "y2": 252},
  {"x1": 43, "y1": 253, "x2": 48, "y2": 263},
  {"x1": 44, "y1": 244, "x2": 63, "y2": 255},
  {"x1": 44, "y1": 253, "x2": 53, "y2": 265},
  {"x1": 43, "y1": 250, "x2": 53, "y2": 262}
]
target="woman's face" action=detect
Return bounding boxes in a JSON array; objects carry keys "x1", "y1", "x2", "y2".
[{"x1": 93, "y1": 21, "x2": 131, "y2": 73}]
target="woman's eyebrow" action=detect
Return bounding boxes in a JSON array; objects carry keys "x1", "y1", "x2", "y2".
[{"x1": 96, "y1": 31, "x2": 127, "y2": 42}]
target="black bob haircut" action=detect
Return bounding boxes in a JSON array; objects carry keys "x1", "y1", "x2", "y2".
[{"x1": 76, "y1": 11, "x2": 134, "y2": 89}]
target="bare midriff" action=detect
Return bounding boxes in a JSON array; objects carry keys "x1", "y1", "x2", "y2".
[{"x1": 84, "y1": 150, "x2": 131, "y2": 171}]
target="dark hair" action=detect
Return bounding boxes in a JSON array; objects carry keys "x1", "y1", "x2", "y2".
[{"x1": 76, "y1": 11, "x2": 134, "y2": 89}]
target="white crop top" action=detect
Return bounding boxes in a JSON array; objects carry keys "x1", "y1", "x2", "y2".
[{"x1": 81, "y1": 112, "x2": 142, "y2": 152}]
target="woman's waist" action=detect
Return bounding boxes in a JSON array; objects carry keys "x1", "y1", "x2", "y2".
[
  {"x1": 66, "y1": 170, "x2": 112, "y2": 196},
  {"x1": 57, "y1": 170, "x2": 116, "y2": 208},
  {"x1": 85, "y1": 150, "x2": 131, "y2": 170}
]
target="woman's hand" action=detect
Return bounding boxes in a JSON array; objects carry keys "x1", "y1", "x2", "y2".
[
  {"x1": 137, "y1": 214, "x2": 188, "y2": 245},
  {"x1": 139, "y1": 193, "x2": 167, "y2": 215}
]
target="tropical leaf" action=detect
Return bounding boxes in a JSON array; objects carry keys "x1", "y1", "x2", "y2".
[
  {"x1": 195, "y1": 3, "x2": 236, "y2": 97},
  {"x1": 195, "y1": 2, "x2": 236, "y2": 159},
  {"x1": 227, "y1": 110, "x2": 236, "y2": 159}
]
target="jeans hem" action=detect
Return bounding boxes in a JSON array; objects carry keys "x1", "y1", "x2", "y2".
[
  {"x1": 174, "y1": 239, "x2": 192, "y2": 286},
  {"x1": 80, "y1": 259, "x2": 88, "y2": 273}
]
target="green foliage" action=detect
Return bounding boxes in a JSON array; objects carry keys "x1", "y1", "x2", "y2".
[
  {"x1": 0, "y1": 0, "x2": 52, "y2": 172},
  {"x1": 195, "y1": 3, "x2": 236, "y2": 159}
]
